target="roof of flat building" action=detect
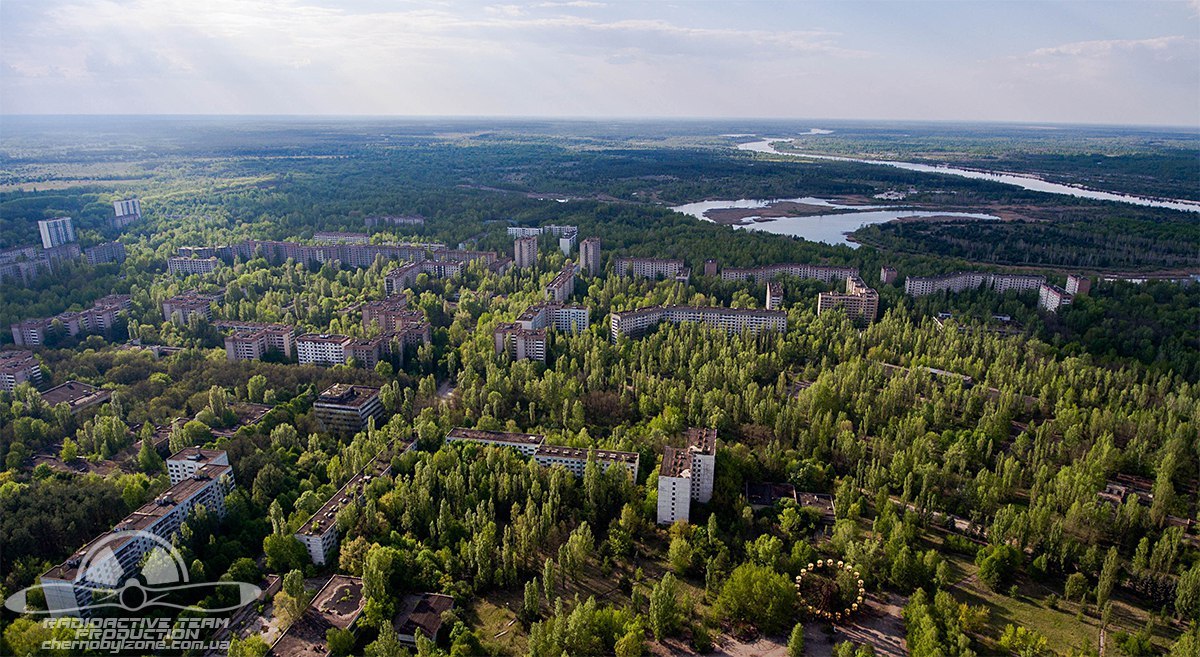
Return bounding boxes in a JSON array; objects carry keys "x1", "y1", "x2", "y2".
[
  {"x1": 685, "y1": 427, "x2": 717, "y2": 455},
  {"x1": 40, "y1": 380, "x2": 111, "y2": 410},
  {"x1": 167, "y1": 447, "x2": 227, "y2": 463},
  {"x1": 447, "y1": 427, "x2": 545, "y2": 446},
  {"x1": 270, "y1": 575, "x2": 365, "y2": 657},
  {"x1": 315, "y1": 384, "x2": 381, "y2": 409},
  {"x1": 661, "y1": 445, "x2": 692, "y2": 478},
  {"x1": 297, "y1": 333, "x2": 352, "y2": 344},
  {"x1": 746, "y1": 482, "x2": 798, "y2": 507},
  {"x1": 534, "y1": 444, "x2": 639, "y2": 465},
  {"x1": 394, "y1": 593, "x2": 455, "y2": 641},
  {"x1": 297, "y1": 451, "x2": 392, "y2": 536}
]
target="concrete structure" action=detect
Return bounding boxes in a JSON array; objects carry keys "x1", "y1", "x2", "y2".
[
  {"x1": 0, "y1": 243, "x2": 81, "y2": 285},
  {"x1": 11, "y1": 295, "x2": 132, "y2": 346},
  {"x1": 112, "y1": 199, "x2": 142, "y2": 227},
  {"x1": 0, "y1": 350, "x2": 42, "y2": 391},
  {"x1": 544, "y1": 264, "x2": 576, "y2": 302},
  {"x1": 166, "y1": 447, "x2": 230, "y2": 485},
  {"x1": 296, "y1": 448, "x2": 399, "y2": 565},
  {"x1": 817, "y1": 275, "x2": 879, "y2": 323},
  {"x1": 366, "y1": 214, "x2": 425, "y2": 227},
  {"x1": 1066, "y1": 274, "x2": 1091, "y2": 296},
  {"x1": 614, "y1": 257, "x2": 690, "y2": 283},
  {"x1": 656, "y1": 428, "x2": 717, "y2": 525},
  {"x1": 580, "y1": 237, "x2": 601, "y2": 276},
  {"x1": 40, "y1": 454, "x2": 234, "y2": 617},
  {"x1": 382, "y1": 255, "x2": 494, "y2": 295},
  {"x1": 517, "y1": 302, "x2": 590, "y2": 333},
  {"x1": 507, "y1": 226, "x2": 543, "y2": 239},
  {"x1": 493, "y1": 324, "x2": 547, "y2": 362},
  {"x1": 394, "y1": 594, "x2": 455, "y2": 647},
  {"x1": 167, "y1": 256, "x2": 220, "y2": 275},
  {"x1": 1038, "y1": 283, "x2": 1074, "y2": 313},
  {"x1": 446, "y1": 428, "x2": 640, "y2": 480},
  {"x1": 269, "y1": 575, "x2": 365, "y2": 657},
  {"x1": 904, "y1": 272, "x2": 1045, "y2": 297},
  {"x1": 314, "y1": 384, "x2": 384, "y2": 434},
  {"x1": 84, "y1": 241, "x2": 126, "y2": 266},
  {"x1": 40, "y1": 381, "x2": 112, "y2": 414},
  {"x1": 880, "y1": 266, "x2": 898, "y2": 285},
  {"x1": 514, "y1": 236, "x2": 538, "y2": 268},
  {"x1": 175, "y1": 239, "x2": 454, "y2": 270},
  {"x1": 610, "y1": 305, "x2": 786, "y2": 341},
  {"x1": 766, "y1": 282, "x2": 784, "y2": 310},
  {"x1": 703, "y1": 259, "x2": 719, "y2": 277},
  {"x1": 721, "y1": 263, "x2": 856, "y2": 284},
  {"x1": 215, "y1": 321, "x2": 295, "y2": 360},
  {"x1": 38, "y1": 217, "x2": 76, "y2": 249},
  {"x1": 313, "y1": 231, "x2": 368, "y2": 244},
  {"x1": 162, "y1": 292, "x2": 218, "y2": 323},
  {"x1": 296, "y1": 334, "x2": 352, "y2": 366}
]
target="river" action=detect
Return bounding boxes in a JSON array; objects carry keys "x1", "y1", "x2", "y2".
[{"x1": 738, "y1": 138, "x2": 1200, "y2": 213}]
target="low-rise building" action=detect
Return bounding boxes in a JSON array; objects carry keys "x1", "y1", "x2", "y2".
[
  {"x1": 40, "y1": 454, "x2": 234, "y2": 617},
  {"x1": 167, "y1": 256, "x2": 220, "y2": 275},
  {"x1": 703, "y1": 259, "x2": 719, "y2": 277},
  {"x1": 0, "y1": 350, "x2": 42, "y2": 391},
  {"x1": 721, "y1": 263, "x2": 856, "y2": 284},
  {"x1": 610, "y1": 305, "x2": 786, "y2": 341},
  {"x1": 614, "y1": 257, "x2": 689, "y2": 283},
  {"x1": 40, "y1": 381, "x2": 111, "y2": 414},
  {"x1": 817, "y1": 275, "x2": 879, "y2": 323},
  {"x1": 84, "y1": 241, "x2": 126, "y2": 266},
  {"x1": 269, "y1": 575, "x2": 365, "y2": 657},
  {"x1": 314, "y1": 384, "x2": 384, "y2": 434},
  {"x1": 544, "y1": 264, "x2": 576, "y2": 302},
  {"x1": 393, "y1": 594, "x2": 455, "y2": 647},
  {"x1": 904, "y1": 271, "x2": 1044, "y2": 297}
]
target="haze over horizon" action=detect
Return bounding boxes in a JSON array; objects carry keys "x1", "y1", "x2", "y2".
[{"x1": 2, "y1": 0, "x2": 1198, "y2": 127}]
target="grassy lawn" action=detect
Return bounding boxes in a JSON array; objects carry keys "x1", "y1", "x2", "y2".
[
  {"x1": 470, "y1": 594, "x2": 527, "y2": 656},
  {"x1": 938, "y1": 545, "x2": 1181, "y2": 655}
]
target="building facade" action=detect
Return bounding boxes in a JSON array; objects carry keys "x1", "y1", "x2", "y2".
[
  {"x1": 880, "y1": 266, "x2": 898, "y2": 285},
  {"x1": 493, "y1": 324, "x2": 547, "y2": 362},
  {"x1": 656, "y1": 428, "x2": 717, "y2": 525},
  {"x1": 544, "y1": 265, "x2": 576, "y2": 302},
  {"x1": 168, "y1": 256, "x2": 220, "y2": 275},
  {"x1": 614, "y1": 257, "x2": 689, "y2": 283},
  {"x1": 38, "y1": 217, "x2": 76, "y2": 249},
  {"x1": 296, "y1": 448, "x2": 397, "y2": 565},
  {"x1": 721, "y1": 263, "x2": 856, "y2": 284},
  {"x1": 162, "y1": 292, "x2": 218, "y2": 323},
  {"x1": 904, "y1": 272, "x2": 1045, "y2": 297},
  {"x1": 817, "y1": 275, "x2": 880, "y2": 323},
  {"x1": 314, "y1": 384, "x2": 384, "y2": 434},
  {"x1": 84, "y1": 241, "x2": 127, "y2": 266},
  {"x1": 113, "y1": 199, "x2": 142, "y2": 227},
  {"x1": 514, "y1": 236, "x2": 538, "y2": 268},
  {"x1": 0, "y1": 350, "x2": 42, "y2": 391},
  {"x1": 765, "y1": 282, "x2": 784, "y2": 310},
  {"x1": 580, "y1": 238, "x2": 601, "y2": 276},
  {"x1": 1038, "y1": 283, "x2": 1074, "y2": 313},
  {"x1": 446, "y1": 428, "x2": 639, "y2": 480},
  {"x1": 1066, "y1": 274, "x2": 1091, "y2": 296},
  {"x1": 610, "y1": 305, "x2": 786, "y2": 341}
]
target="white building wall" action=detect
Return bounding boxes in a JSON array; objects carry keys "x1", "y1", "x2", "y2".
[{"x1": 657, "y1": 475, "x2": 692, "y2": 525}]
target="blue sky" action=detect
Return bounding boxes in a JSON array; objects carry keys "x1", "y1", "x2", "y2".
[{"x1": 1, "y1": 0, "x2": 1197, "y2": 125}]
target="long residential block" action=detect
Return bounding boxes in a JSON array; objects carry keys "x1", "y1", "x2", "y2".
[
  {"x1": 610, "y1": 305, "x2": 786, "y2": 341},
  {"x1": 446, "y1": 428, "x2": 640, "y2": 480},
  {"x1": 904, "y1": 271, "x2": 1045, "y2": 297}
]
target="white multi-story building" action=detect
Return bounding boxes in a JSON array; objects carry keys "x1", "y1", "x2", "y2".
[
  {"x1": 493, "y1": 324, "x2": 547, "y2": 362},
  {"x1": 544, "y1": 264, "x2": 576, "y2": 302},
  {"x1": 446, "y1": 428, "x2": 639, "y2": 480},
  {"x1": 880, "y1": 266, "x2": 898, "y2": 285},
  {"x1": 514, "y1": 236, "x2": 538, "y2": 268},
  {"x1": 517, "y1": 303, "x2": 590, "y2": 333},
  {"x1": 40, "y1": 455, "x2": 234, "y2": 617},
  {"x1": 313, "y1": 231, "x2": 369, "y2": 244},
  {"x1": 610, "y1": 305, "x2": 786, "y2": 341},
  {"x1": 166, "y1": 447, "x2": 231, "y2": 484},
  {"x1": 295, "y1": 447, "x2": 399, "y2": 565},
  {"x1": 580, "y1": 238, "x2": 601, "y2": 276},
  {"x1": 656, "y1": 428, "x2": 717, "y2": 525},
  {"x1": 507, "y1": 226, "x2": 544, "y2": 239},
  {"x1": 296, "y1": 334, "x2": 352, "y2": 366},
  {"x1": 113, "y1": 199, "x2": 142, "y2": 227},
  {"x1": 168, "y1": 256, "x2": 220, "y2": 275},
  {"x1": 904, "y1": 272, "x2": 1044, "y2": 297},
  {"x1": 614, "y1": 257, "x2": 689, "y2": 283},
  {"x1": 38, "y1": 217, "x2": 76, "y2": 249},
  {"x1": 721, "y1": 263, "x2": 856, "y2": 284},
  {"x1": 766, "y1": 282, "x2": 784, "y2": 310},
  {"x1": 0, "y1": 350, "x2": 42, "y2": 391},
  {"x1": 215, "y1": 321, "x2": 296, "y2": 360},
  {"x1": 1038, "y1": 283, "x2": 1074, "y2": 313},
  {"x1": 11, "y1": 296, "x2": 132, "y2": 346},
  {"x1": 817, "y1": 275, "x2": 879, "y2": 323},
  {"x1": 1066, "y1": 274, "x2": 1091, "y2": 296},
  {"x1": 162, "y1": 292, "x2": 217, "y2": 323}
]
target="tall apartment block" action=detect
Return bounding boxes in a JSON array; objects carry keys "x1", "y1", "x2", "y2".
[
  {"x1": 314, "y1": 384, "x2": 384, "y2": 434},
  {"x1": 880, "y1": 266, "x2": 898, "y2": 285},
  {"x1": 614, "y1": 257, "x2": 690, "y2": 283},
  {"x1": 12, "y1": 295, "x2": 132, "y2": 346},
  {"x1": 610, "y1": 305, "x2": 786, "y2": 341},
  {"x1": 494, "y1": 302, "x2": 591, "y2": 362},
  {"x1": 703, "y1": 259, "x2": 719, "y2": 277},
  {"x1": 112, "y1": 199, "x2": 142, "y2": 227},
  {"x1": 544, "y1": 264, "x2": 576, "y2": 302},
  {"x1": 514, "y1": 236, "x2": 538, "y2": 268},
  {"x1": 296, "y1": 447, "x2": 400, "y2": 565},
  {"x1": 1066, "y1": 274, "x2": 1091, "y2": 296},
  {"x1": 0, "y1": 350, "x2": 42, "y2": 391},
  {"x1": 766, "y1": 282, "x2": 784, "y2": 310},
  {"x1": 721, "y1": 263, "x2": 856, "y2": 284},
  {"x1": 313, "y1": 231, "x2": 369, "y2": 244},
  {"x1": 493, "y1": 325, "x2": 547, "y2": 362},
  {"x1": 1038, "y1": 283, "x2": 1074, "y2": 313},
  {"x1": 40, "y1": 451, "x2": 234, "y2": 617},
  {"x1": 218, "y1": 322, "x2": 296, "y2": 361},
  {"x1": 84, "y1": 241, "x2": 126, "y2": 266},
  {"x1": 168, "y1": 256, "x2": 220, "y2": 275},
  {"x1": 162, "y1": 292, "x2": 219, "y2": 323},
  {"x1": 38, "y1": 217, "x2": 76, "y2": 249},
  {"x1": 817, "y1": 275, "x2": 879, "y2": 323},
  {"x1": 580, "y1": 238, "x2": 601, "y2": 276},
  {"x1": 905, "y1": 272, "x2": 1044, "y2": 297},
  {"x1": 446, "y1": 428, "x2": 639, "y2": 480},
  {"x1": 656, "y1": 428, "x2": 717, "y2": 525}
]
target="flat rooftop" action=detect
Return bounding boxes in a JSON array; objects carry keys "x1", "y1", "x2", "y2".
[
  {"x1": 447, "y1": 427, "x2": 544, "y2": 446},
  {"x1": 393, "y1": 593, "x2": 454, "y2": 643},
  {"x1": 298, "y1": 452, "x2": 393, "y2": 536},
  {"x1": 661, "y1": 445, "x2": 691, "y2": 478},
  {"x1": 167, "y1": 447, "x2": 227, "y2": 463},
  {"x1": 685, "y1": 427, "x2": 717, "y2": 455},
  {"x1": 297, "y1": 333, "x2": 352, "y2": 344},
  {"x1": 270, "y1": 575, "x2": 365, "y2": 657},
  {"x1": 40, "y1": 381, "x2": 111, "y2": 411},
  {"x1": 315, "y1": 384, "x2": 381, "y2": 409},
  {"x1": 746, "y1": 482, "x2": 797, "y2": 507},
  {"x1": 534, "y1": 444, "x2": 640, "y2": 465}
]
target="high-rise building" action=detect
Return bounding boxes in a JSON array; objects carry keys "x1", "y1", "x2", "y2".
[
  {"x1": 38, "y1": 217, "x2": 76, "y2": 249},
  {"x1": 112, "y1": 199, "x2": 142, "y2": 227},
  {"x1": 544, "y1": 264, "x2": 576, "y2": 302},
  {"x1": 1066, "y1": 274, "x2": 1091, "y2": 296},
  {"x1": 580, "y1": 238, "x2": 601, "y2": 276},
  {"x1": 313, "y1": 384, "x2": 384, "y2": 434},
  {"x1": 817, "y1": 275, "x2": 879, "y2": 323},
  {"x1": 766, "y1": 282, "x2": 784, "y2": 310},
  {"x1": 656, "y1": 428, "x2": 717, "y2": 525},
  {"x1": 880, "y1": 266, "x2": 898, "y2": 285},
  {"x1": 493, "y1": 324, "x2": 547, "y2": 362},
  {"x1": 514, "y1": 236, "x2": 538, "y2": 268},
  {"x1": 1038, "y1": 283, "x2": 1074, "y2": 313}
]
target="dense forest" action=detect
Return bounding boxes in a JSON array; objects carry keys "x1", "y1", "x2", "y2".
[{"x1": 1, "y1": 120, "x2": 1198, "y2": 657}]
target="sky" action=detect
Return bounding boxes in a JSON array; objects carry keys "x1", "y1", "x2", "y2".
[{"x1": 1, "y1": 0, "x2": 1198, "y2": 126}]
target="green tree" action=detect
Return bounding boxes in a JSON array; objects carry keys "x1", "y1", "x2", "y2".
[
  {"x1": 1096, "y1": 547, "x2": 1119, "y2": 608},
  {"x1": 976, "y1": 544, "x2": 1021, "y2": 592},
  {"x1": 715, "y1": 563, "x2": 795, "y2": 634},
  {"x1": 60, "y1": 436, "x2": 78, "y2": 462},
  {"x1": 787, "y1": 623, "x2": 806, "y2": 657},
  {"x1": 326, "y1": 628, "x2": 355, "y2": 657},
  {"x1": 1064, "y1": 572, "x2": 1089, "y2": 602},
  {"x1": 1175, "y1": 564, "x2": 1200, "y2": 621},
  {"x1": 999, "y1": 625, "x2": 1050, "y2": 657},
  {"x1": 649, "y1": 572, "x2": 681, "y2": 639},
  {"x1": 229, "y1": 635, "x2": 270, "y2": 657}
]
